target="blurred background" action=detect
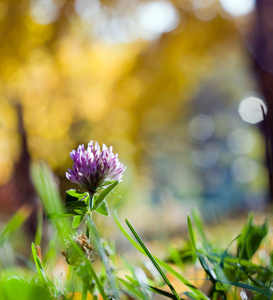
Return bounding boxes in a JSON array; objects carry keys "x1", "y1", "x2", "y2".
[{"x1": 0, "y1": 0, "x2": 272, "y2": 240}]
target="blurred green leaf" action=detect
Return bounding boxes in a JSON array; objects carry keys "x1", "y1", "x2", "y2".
[
  {"x1": 47, "y1": 210, "x2": 84, "y2": 219},
  {"x1": 237, "y1": 215, "x2": 268, "y2": 260},
  {"x1": 0, "y1": 276, "x2": 51, "y2": 300},
  {"x1": 214, "y1": 278, "x2": 271, "y2": 298},
  {"x1": 0, "y1": 204, "x2": 32, "y2": 246},
  {"x1": 219, "y1": 234, "x2": 240, "y2": 269},
  {"x1": 187, "y1": 215, "x2": 196, "y2": 252},
  {"x1": 30, "y1": 162, "x2": 70, "y2": 243},
  {"x1": 101, "y1": 181, "x2": 118, "y2": 187},
  {"x1": 167, "y1": 244, "x2": 184, "y2": 270},
  {"x1": 192, "y1": 210, "x2": 208, "y2": 249},
  {"x1": 34, "y1": 205, "x2": 43, "y2": 246},
  {"x1": 118, "y1": 278, "x2": 146, "y2": 299}
]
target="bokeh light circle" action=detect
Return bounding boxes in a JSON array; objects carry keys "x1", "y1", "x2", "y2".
[{"x1": 238, "y1": 96, "x2": 267, "y2": 124}]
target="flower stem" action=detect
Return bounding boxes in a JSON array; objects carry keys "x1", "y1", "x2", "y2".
[
  {"x1": 82, "y1": 283, "x2": 87, "y2": 300},
  {"x1": 86, "y1": 193, "x2": 94, "y2": 238},
  {"x1": 89, "y1": 193, "x2": 94, "y2": 211},
  {"x1": 85, "y1": 214, "x2": 108, "y2": 300}
]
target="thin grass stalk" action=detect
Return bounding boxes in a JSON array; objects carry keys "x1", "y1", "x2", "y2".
[{"x1": 126, "y1": 218, "x2": 181, "y2": 300}]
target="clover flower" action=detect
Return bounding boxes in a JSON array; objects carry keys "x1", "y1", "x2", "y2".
[{"x1": 66, "y1": 140, "x2": 126, "y2": 193}]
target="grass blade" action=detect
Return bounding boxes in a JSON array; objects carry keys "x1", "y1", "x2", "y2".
[
  {"x1": 118, "y1": 278, "x2": 147, "y2": 299},
  {"x1": 120, "y1": 257, "x2": 150, "y2": 300},
  {"x1": 125, "y1": 275, "x2": 186, "y2": 300},
  {"x1": 30, "y1": 162, "x2": 70, "y2": 243},
  {"x1": 187, "y1": 215, "x2": 196, "y2": 252},
  {"x1": 192, "y1": 210, "x2": 207, "y2": 247},
  {"x1": 114, "y1": 211, "x2": 209, "y2": 300},
  {"x1": 31, "y1": 242, "x2": 47, "y2": 285},
  {"x1": 126, "y1": 218, "x2": 181, "y2": 300},
  {"x1": 214, "y1": 279, "x2": 271, "y2": 298},
  {"x1": 34, "y1": 204, "x2": 43, "y2": 246},
  {"x1": 0, "y1": 204, "x2": 32, "y2": 246}
]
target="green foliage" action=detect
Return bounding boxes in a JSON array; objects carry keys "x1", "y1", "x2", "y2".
[
  {"x1": 95, "y1": 200, "x2": 110, "y2": 216},
  {"x1": 72, "y1": 214, "x2": 85, "y2": 228},
  {"x1": 0, "y1": 205, "x2": 31, "y2": 246},
  {"x1": 91, "y1": 181, "x2": 119, "y2": 213},
  {"x1": 86, "y1": 217, "x2": 119, "y2": 299},
  {"x1": 187, "y1": 213, "x2": 273, "y2": 299},
  {"x1": 31, "y1": 242, "x2": 47, "y2": 285},
  {"x1": 46, "y1": 181, "x2": 118, "y2": 222},
  {"x1": 114, "y1": 211, "x2": 209, "y2": 300},
  {"x1": 65, "y1": 190, "x2": 89, "y2": 203},
  {"x1": 3, "y1": 162, "x2": 273, "y2": 300},
  {"x1": 237, "y1": 214, "x2": 268, "y2": 261},
  {"x1": 125, "y1": 218, "x2": 181, "y2": 300},
  {"x1": 0, "y1": 276, "x2": 51, "y2": 300}
]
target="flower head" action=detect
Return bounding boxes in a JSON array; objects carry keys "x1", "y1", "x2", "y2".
[{"x1": 66, "y1": 140, "x2": 126, "y2": 192}]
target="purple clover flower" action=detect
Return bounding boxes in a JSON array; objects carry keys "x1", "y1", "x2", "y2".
[{"x1": 66, "y1": 141, "x2": 126, "y2": 193}]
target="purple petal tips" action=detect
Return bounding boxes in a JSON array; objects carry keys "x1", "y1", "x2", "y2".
[{"x1": 66, "y1": 140, "x2": 126, "y2": 192}]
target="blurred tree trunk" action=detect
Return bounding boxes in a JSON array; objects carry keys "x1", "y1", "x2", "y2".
[
  {"x1": 0, "y1": 102, "x2": 38, "y2": 235},
  {"x1": 253, "y1": 0, "x2": 273, "y2": 201}
]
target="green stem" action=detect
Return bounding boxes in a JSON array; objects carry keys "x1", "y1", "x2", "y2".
[
  {"x1": 89, "y1": 193, "x2": 94, "y2": 211},
  {"x1": 86, "y1": 193, "x2": 94, "y2": 238},
  {"x1": 82, "y1": 283, "x2": 87, "y2": 300},
  {"x1": 84, "y1": 215, "x2": 108, "y2": 300}
]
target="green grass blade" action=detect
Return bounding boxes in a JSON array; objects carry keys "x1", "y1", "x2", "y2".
[
  {"x1": 31, "y1": 242, "x2": 47, "y2": 285},
  {"x1": 192, "y1": 210, "x2": 207, "y2": 247},
  {"x1": 34, "y1": 205, "x2": 43, "y2": 246},
  {"x1": 0, "y1": 204, "x2": 32, "y2": 246},
  {"x1": 188, "y1": 216, "x2": 220, "y2": 292},
  {"x1": 118, "y1": 278, "x2": 146, "y2": 299},
  {"x1": 155, "y1": 259, "x2": 208, "y2": 299},
  {"x1": 125, "y1": 275, "x2": 186, "y2": 300},
  {"x1": 214, "y1": 279, "x2": 271, "y2": 298},
  {"x1": 204, "y1": 252, "x2": 267, "y2": 270},
  {"x1": 114, "y1": 211, "x2": 209, "y2": 300},
  {"x1": 219, "y1": 235, "x2": 240, "y2": 269},
  {"x1": 126, "y1": 218, "x2": 181, "y2": 300},
  {"x1": 187, "y1": 215, "x2": 196, "y2": 252},
  {"x1": 30, "y1": 162, "x2": 70, "y2": 243},
  {"x1": 237, "y1": 214, "x2": 253, "y2": 261},
  {"x1": 30, "y1": 162, "x2": 63, "y2": 214},
  {"x1": 120, "y1": 257, "x2": 150, "y2": 300}
]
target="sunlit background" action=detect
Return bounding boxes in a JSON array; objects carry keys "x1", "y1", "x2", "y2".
[{"x1": 0, "y1": 0, "x2": 270, "y2": 238}]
